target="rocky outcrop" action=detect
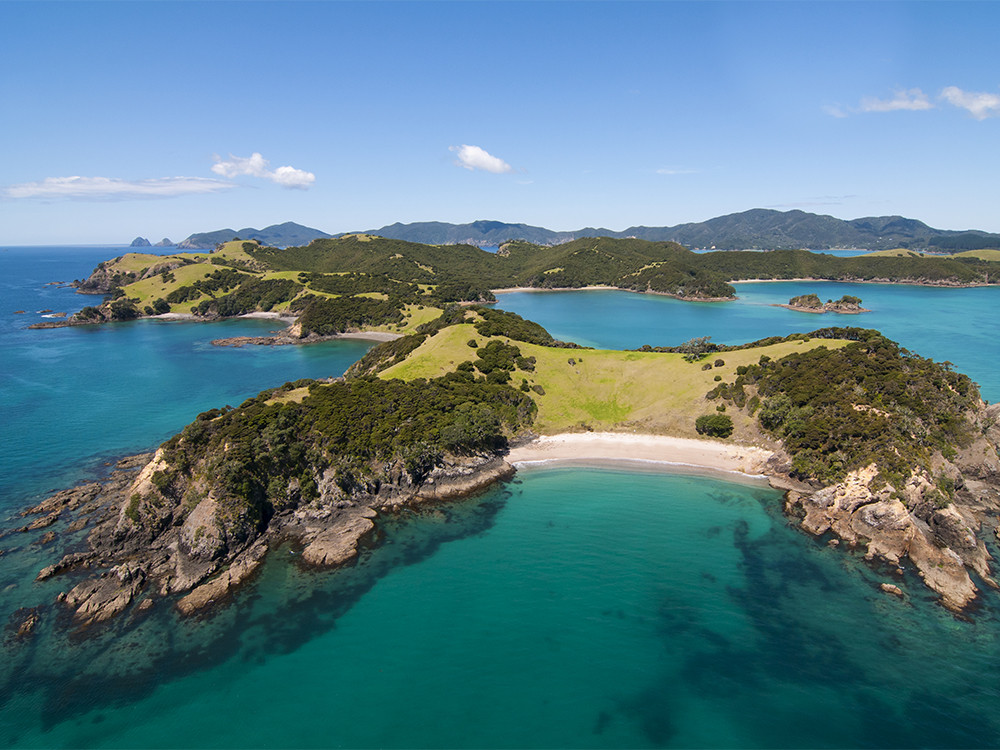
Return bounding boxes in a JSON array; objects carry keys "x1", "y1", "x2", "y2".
[
  {"x1": 777, "y1": 293, "x2": 870, "y2": 314},
  {"x1": 299, "y1": 508, "x2": 377, "y2": 567},
  {"x1": 130, "y1": 237, "x2": 152, "y2": 248},
  {"x1": 21, "y1": 450, "x2": 513, "y2": 628},
  {"x1": 74, "y1": 257, "x2": 187, "y2": 295},
  {"x1": 779, "y1": 445, "x2": 1000, "y2": 612}
]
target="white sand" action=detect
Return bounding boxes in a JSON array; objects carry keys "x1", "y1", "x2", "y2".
[
  {"x1": 238, "y1": 312, "x2": 298, "y2": 320},
  {"x1": 492, "y1": 285, "x2": 620, "y2": 294},
  {"x1": 333, "y1": 331, "x2": 403, "y2": 342},
  {"x1": 508, "y1": 432, "x2": 774, "y2": 479}
]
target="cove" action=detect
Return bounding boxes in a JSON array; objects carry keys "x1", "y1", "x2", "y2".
[{"x1": 492, "y1": 282, "x2": 1000, "y2": 402}]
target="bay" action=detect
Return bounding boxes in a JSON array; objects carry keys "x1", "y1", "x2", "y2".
[
  {"x1": 3, "y1": 248, "x2": 1000, "y2": 748},
  {"x1": 492, "y1": 281, "x2": 1000, "y2": 402}
]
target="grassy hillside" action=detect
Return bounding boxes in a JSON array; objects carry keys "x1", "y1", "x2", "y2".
[
  {"x1": 72, "y1": 235, "x2": 1000, "y2": 328},
  {"x1": 379, "y1": 319, "x2": 849, "y2": 439}
]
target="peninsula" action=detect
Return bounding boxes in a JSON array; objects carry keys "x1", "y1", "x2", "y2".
[
  {"x1": 9, "y1": 237, "x2": 1000, "y2": 635},
  {"x1": 13, "y1": 306, "x2": 1000, "y2": 631},
  {"x1": 28, "y1": 234, "x2": 1000, "y2": 337}
]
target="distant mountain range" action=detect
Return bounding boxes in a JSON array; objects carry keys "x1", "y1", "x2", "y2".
[
  {"x1": 175, "y1": 221, "x2": 332, "y2": 250},
  {"x1": 356, "y1": 211, "x2": 1000, "y2": 252},
  {"x1": 165, "y1": 210, "x2": 1000, "y2": 252}
]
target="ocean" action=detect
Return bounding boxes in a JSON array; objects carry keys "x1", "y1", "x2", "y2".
[{"x1": 2, "y1": 246, "x2": 1000, "y2": 748}]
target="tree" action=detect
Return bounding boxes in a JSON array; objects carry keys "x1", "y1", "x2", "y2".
[{"x1": 695, "y1": 414, "x2": 734, "y2": 438}]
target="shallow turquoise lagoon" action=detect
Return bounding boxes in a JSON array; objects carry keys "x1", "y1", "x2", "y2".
[{"x1": 4, "y1": 248, "x2": 1000, "y2": 748}]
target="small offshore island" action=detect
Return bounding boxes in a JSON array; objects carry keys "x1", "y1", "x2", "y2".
[
  {"x1": 777, "y1": 293, "x2": 870, "y2": 314},
  {"x1": 9, "y1": 235, "x2": 1000, "y2": 636}
]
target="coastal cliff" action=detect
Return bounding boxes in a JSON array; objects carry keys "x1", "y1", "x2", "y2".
[
  {"x1": 23, "y1": 376, "x2": 534, "y2": 626},
  {"x1": 707, "y1": 329, "x2": 1000, "y2": 611},
  {"x1": 14, "y1": 321, "x2": 1000, "y2": 626}
]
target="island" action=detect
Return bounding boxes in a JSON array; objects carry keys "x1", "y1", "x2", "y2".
[
  {"x1": 778, "y1": 293, "x2": 870, "y2": 314},
  {"x1": 9, "y1": 235, "x2": 1000, "y2": 635},
  {"x1": 28, "y1": 234, "x2": 1000, "y2": 336}
]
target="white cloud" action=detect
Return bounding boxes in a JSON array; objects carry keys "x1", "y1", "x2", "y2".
[
  {"x1": 822, "y1": 104, "x2": 849, "y2": 119},
  {"x1": 211, "y1": 152, "x2": 316, "y2": 189},
  {"x1": 859, "y1": 88, "x2": 933, "y2": 113},
  {"x1": 2, "y1": 175, "x2": 234, "y2": 200},
  {"x1": 941, "y1": 86, "x2": 1000, "y2": 120},
  {"x1": 449, "y1": 144, "x2": 513, "y2": 174},
  {"x1": 656, "y1": 167, "x2": 699, "y2": 175}
]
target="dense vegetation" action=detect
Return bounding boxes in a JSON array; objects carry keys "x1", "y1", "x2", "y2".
[
  {"x1": 292, "y1": 295, "x2": 405, "y2": 335},
  {"x1": 148, "y1": 376, "x2": 536, "y2": 541},
  {"x1": 788, "y1": 293, "x2": 823, "y2": 308},
  {"x1": 472, "y1": 308, "x2": 559, "y2": 346},
  {"x1": 700, "y1": 248, "x2": 993, "y2": 285},
  {"x1": 695, "y1": 414, "x2": 734, "y2": 438},
  {"x1": 194, "y1": 278, "x2": 302, "y2": 317},
  {"x1": 166, "y1": 268, "x2": 251, "y2": 305},
  {"x1": 706, "y1": 329, "x2": 981, "y2": 487},
  {"x1": 71, "y1": 231, "x2": 1000, "y2": 330}
]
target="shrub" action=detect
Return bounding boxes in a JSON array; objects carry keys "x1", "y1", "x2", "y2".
[{"x1": 695, "y1": 414, "x2": 734, "y2": 438}]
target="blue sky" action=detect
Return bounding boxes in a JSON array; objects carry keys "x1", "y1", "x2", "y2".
[{"x1": 2, "y1": 1, "x2": 999, "y2": 244}]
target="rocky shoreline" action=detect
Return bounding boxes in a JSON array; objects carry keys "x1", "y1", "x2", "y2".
[
  {"x1": 774, "y1": 303, "x2": 871, "y2": 314},
  {"x1": 9, "y1": 451, "x2": 513, "y2": 631},
  {"x1": 764, "y1": 404, "x2": 1000, "y2": 613},
  {"x1": 10, "y1": 426, "x2": 1000, "y2": 637}
]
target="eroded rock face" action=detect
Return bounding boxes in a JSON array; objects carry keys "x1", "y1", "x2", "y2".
[
  {"x1": 300, "y1": 508, "x2": 377, "y2": 567},
  {"x1": 24, "y1": 451, "x2": 514, "y2": 628},
  {"x1": 783, "y1": 459, "x2": 1000, "y2": 612}
]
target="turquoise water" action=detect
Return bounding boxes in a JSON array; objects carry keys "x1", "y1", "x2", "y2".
[
  {"x1": 4, "y1": 248, "x2": 1000, "y2": 747},
  {"x1": 5, "y1": 468, "x2": 1000, "y2": 748},
  {"x1": 493, "y1": 282, "x2": 1000, "y2": 402},
  {"x1": 0, "y1": 247, "x2": 373, "y2": 508}
]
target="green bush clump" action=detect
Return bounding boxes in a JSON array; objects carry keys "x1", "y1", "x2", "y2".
[
  {"x1": 472, "y1": 308, "x2": 557, "y2": 346},
  {"x1": 196, "y1": 278, "x2": 302, "y2": 317},
  {"x1": 293, "y1": 295, "x2": 403, "y2": 335},
  {"x1": 695, "y1": 414, "x2": 734, "y2": 438},
  {"x1": 474, "y1": 340, "x2": 522, "y2": 375}
]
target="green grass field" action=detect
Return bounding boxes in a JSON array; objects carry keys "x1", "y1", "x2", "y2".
[
  {"x1": 380, "y1": 324, "x2": 849, "y2": 439},
  {"x1": 120, "y1": 263, "x2": 218, "y2": 312},
  {"x1": 865, "y1": 248, "x2": 1000, "y2": 262}
]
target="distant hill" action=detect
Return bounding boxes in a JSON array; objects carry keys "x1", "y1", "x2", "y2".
[
  {"x1": 174, "y1": 210, "x2": 1000, "y2": 253},
  {"x1": 177, "y1": 221, "x2": 331, "y2": 250},
  {"x1": 359, "y1": 209, "x2": 1000, "y2": 252},
  {"x1": 350, "y1": 220, "x2": 598, "y2": 247},
  {"x1": 129, "y1": 237, "x2": 151, "y2": 248}
]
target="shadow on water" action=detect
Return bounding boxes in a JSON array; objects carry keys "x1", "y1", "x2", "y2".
[{"x1": 2, "y1": 487, "x2": 512, "y2": 733}]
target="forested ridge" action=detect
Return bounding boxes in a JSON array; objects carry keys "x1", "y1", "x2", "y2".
[
  {"x1": 706, "y1": 328, "x2": 982, "y2": 487},
  {"x1": 64, "y1": 234, "x2": 1000, "y2": 327}
]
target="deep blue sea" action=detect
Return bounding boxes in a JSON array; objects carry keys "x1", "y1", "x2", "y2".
[{"x1": 2, "y1": 246, "x2": 1000, "y2": 748}]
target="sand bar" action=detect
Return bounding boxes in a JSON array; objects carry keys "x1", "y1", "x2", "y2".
[{"x1": 508, "y1": 432, "x2": 774, "y2": 480}]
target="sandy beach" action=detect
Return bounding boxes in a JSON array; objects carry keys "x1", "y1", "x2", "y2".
[
  {"x1": 492, "y1": 285, "x2": 621, "y2": 294},
  {"x1": 508, "y1": 432, "x2": 774, "y2": 480}
]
